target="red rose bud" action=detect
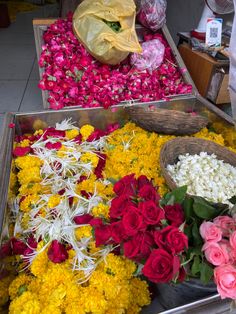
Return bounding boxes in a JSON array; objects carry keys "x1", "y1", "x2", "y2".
[
  {"x1": 177, "y1": 267, "x2": 186, "y2": 283},
  {"x1": 74, "y1": 214, "x2": 93, "y2": 225},
  {"x1": 109, "y1": 194, "x2": 133, "y2": 219},
  {"x1": 139, "y1": 200, "x2": 164, "y2": 225},
  {"x1": 13, "y1": 146, "x2": 31, "y2": 157},
  {"x1": 137, "y1": 175, "x2": 151, "y2": 190},
  {"x1": 154, "y1": 226, "x2": 188, "y2": 254},
  {"x1": 45, "y1": 141, "x2": 62, "y2": 150},
  {"x1": 81, "y1": 190, "x2": 92, "y2": 199},
  {"x1": 43, "y1": 127, "x2": 65, "y2": 139},
  {"x1": 142, "y1": 249, "x2": 181, "y2": 283},
  {"x1": 164, "y1": 204, "x2": 185, "y2": 227},
  {"x1": 89, "y1": 218, "x2": 103, "y2": 227},
  {"x1": 11, "y1": 238, "x2": 27, "y2": 255},
  {"x1": 87, "y1": 129, "x2": 106, "y2": 142},
  {"x1": 77, "y1": 175, "x2": 87, "y2": 184},
  {"x1": 73, "y1": 134, "x2": 82, "y2": 144},
  {"x1": 122, "y1": 206, "x2": 146, "y2": 236},
  {"x1": 113, "y1": 174, "x2": 137, "y2": 196},
  {"x1": 94, "y1": 225, "x2": 111, "y2": 247},
  {"x1": 47, "y1": 240, "x2": 68, "y2": 263},
  {"x1": 94, "y1": 153, "x2": 106, "y2": 179}
]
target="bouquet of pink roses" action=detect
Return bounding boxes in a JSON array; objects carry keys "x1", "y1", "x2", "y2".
[{"x1": 200, "y1": 215, "x2": 236, "y2": 299}]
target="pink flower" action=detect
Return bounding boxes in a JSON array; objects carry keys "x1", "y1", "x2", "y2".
[
  {"x1": 230, "y1": 231, "x2": 236, "y2": 252},
  {"x1": 200, "y1": 221, "x2": 222, "y2": 242},
  {"x1": 213, "y1": 216, "x2": 235, "y2": 237},
  {"x1": 202, "y1": 241, "x2": 230, "y2": 266},
  {"x1": 214, "y1": 264, "x2": 236, "y2": 299}
]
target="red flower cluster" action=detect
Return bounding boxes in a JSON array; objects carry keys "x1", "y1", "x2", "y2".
[
  {"x1": 38, "y1": 14, "x2": 192, "y2": 110},
  {"x1": 93, "y1": 174, "x2": 188, "y2": 284}
]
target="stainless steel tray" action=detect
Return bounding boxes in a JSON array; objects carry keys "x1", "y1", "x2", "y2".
[
  {"x1": 33, "y1": 19, "x2": 197, "y2": 109},
  {"x1": 0, "y1": 97, "x2": 234, "y2": 313}
]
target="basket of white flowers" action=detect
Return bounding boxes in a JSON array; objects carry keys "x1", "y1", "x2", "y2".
[{"x1": 160, "y1": 137, "x2": 236, "y2": 206}]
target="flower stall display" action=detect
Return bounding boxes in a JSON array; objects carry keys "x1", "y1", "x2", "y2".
[
  {"x1": 0, "y1": 118, "x2": 236, "y2": 312},
  {"x1": 38, "y1": 14, "x2": 192, "y2": 109}
]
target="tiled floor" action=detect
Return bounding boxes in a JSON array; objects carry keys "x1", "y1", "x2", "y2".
[{"x1": 0, "y1": 3, "x2": 59, "y2": 134}]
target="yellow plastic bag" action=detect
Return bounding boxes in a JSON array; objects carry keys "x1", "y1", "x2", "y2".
[{"x1": 73, "y1": 0, "x2": 142, "y2": 65}]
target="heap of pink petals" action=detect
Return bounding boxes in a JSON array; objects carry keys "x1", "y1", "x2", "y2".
[{"x1": 38, "y1": 13, "x2": 192, "y2": 110}]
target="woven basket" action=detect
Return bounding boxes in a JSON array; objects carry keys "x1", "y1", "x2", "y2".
[
  {"x1": 160, "y1": 137, "x2": 236, "y2": 191},
  {"x1": 125, "y1": 106, "x2": 208, "y2": 135}
]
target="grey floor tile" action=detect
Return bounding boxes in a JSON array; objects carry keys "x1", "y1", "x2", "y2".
[
  {"x1": 29, "y1": 58, "x2": 40, "y2": 80},
  {"x1": 0, "y1": 45, "x2": 35, "y2": 80},
  {"x1": 19, "y1": 80, "x2": 44, "y2": 112},
  {"x1": 0, "y1": 30, "x2": 35, "y2": 45},
  {"x1": 0, "y1": 80, "x2": 27, "y2": 113}
]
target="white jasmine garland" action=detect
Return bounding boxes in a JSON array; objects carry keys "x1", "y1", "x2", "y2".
[{"x1": 167, "y1": 152, "x2": 236, "y2": 206}]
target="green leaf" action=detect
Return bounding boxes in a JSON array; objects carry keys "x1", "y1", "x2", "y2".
[
  {"x1": 229, "y1": 195, "x2": 236, "y2": 205},
  {"x1": 184, "y1": 224, "x2": 192, "y2": 241},
  {"x1": 107, "y1": 177, "x2": 117, "y2": 185},
  {"x1": 162, "y1": 186, "x2": 187, "y2": 206},
  {"x1": 18, "y1": 285, "x2": 28, "y2": 296},
  {"x1": 193, "y1": 196, "x2": 218, "y2": 219},
  {"x1": 192, "y1": 221, "x2": 203, "y2": 246},
  {"x1": 200, "y1": 262, "x2": 214, "y2": 284},
  {"x1": 191, "y1": 255, "x2": 201, "y2": 276},
  {"x1": 183, "y1": 197, "x2": 194, "y2": 222}
]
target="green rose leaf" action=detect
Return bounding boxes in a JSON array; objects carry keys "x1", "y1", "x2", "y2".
[
  {"x1": 192, "y1": 221, "x2": 203, "y2": 246},
  {"x1": 192, "y1": 196, "x2": 218, "y2": 219},
  {"x1": 183, "y1": 197, "x2": 194, "y2": 222},
  {"x1": 200, "y1": 262, "x2": 214, "y2": 284},
  {"x1": 191, "y1": 255, "x2": 201, "y2": 276},
  {"x1": 161, "y1": 185, "x2": 187, "y2": 206}
]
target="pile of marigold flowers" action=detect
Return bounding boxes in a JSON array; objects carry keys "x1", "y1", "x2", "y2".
[
  {"x1": 0, "y1": 118, "x2": 235, "y2": 313},
  {"x1": 38, "y1": 13, "x2": 192, "y2": 109}
]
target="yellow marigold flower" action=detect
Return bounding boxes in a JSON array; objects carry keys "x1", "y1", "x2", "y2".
[
  {"x1": 9, "y1": 171, "x2": 17, "y2": 190},
  {"x1": 41, "y1": 305, "x2": 61, "y2": 314},
  {"x1": 34, "y1": 129, "x2": 44, "y2": 136},
  {"x1": 75, "y1": 225, "x2": 92, "y2": 241},
  {"x1": 88, "y1": 241, "x2": 101, "y2": 254},
  {"x1": 9, "y1": 274, "x2": 32, "y2": 300},
  {"x1": 0, "y1": 275, "x2": 15, "y2": 306},
  {"x1": 9, "y1": 291, "x2": 41, "y2": 314},
  {"x1": 20, "y1": 194, "x2": 39, "y2": 212},
  {"x1": 48, "y1": 194, "x2": 61, "y2": 209},
  {"x1": 129, "y1": 277, "x2": 151, "y2": 307},
  {"x1": 65, "y1": 129, "x2": 79, "y2": 140},
  {"x1": 17, "y1": 167, "x2": 41, "y2": 185},
  {"x1": 19, "y1": 183, "x2": 43, "y2": 196},
  {"x1": 92, "y1": 203, "x2": 109, "y2": 219},
  {"x1": 80, "y1": 124, "x2": 94, "y2": 141},
  {"x1": 19, "y1": 139, "x2": 31, "y2": 148},
  {"x1": 82, "y1": 286, "x2": 108, "y2": 313},
  {"x1": 21, "y1": 213, "x2": 30, "y2": 230},
  {"x1": 15, "y1": 156, "x2": 43, "y2": 170},
  {"x1": 30, "y1": 243, "x2": 49, "y2": 277},
  {"x1": 81, "y1": 152, "x2": 99, "y2": 168}
]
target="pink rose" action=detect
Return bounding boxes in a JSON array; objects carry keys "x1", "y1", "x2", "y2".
[
  {"x1": 230, "y1": 231, "x2": 236, "y2": 251},
  {"x1": 214, "y1": 264, "x2": 236, "y2": 299},
  {"x1": 213, "y1": 216, "x2": 235, "y2": 237},
  {"x1": 200, "y1": 221, "x2": 222, "y2": 242},
  {"x1": 202, "y1": 241, "x2": 229, "y2": 266}
]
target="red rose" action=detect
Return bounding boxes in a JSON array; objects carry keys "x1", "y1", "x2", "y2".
[
  {"x1": 111, "y1": 221, "x2": 127, "y2": 243},
  {"x1": 47, "y1": 240, "x2": 68, "y2": 263},
  {"x1": 137, "y1": 175, "x2": 151, "y2": 189},
  {"x1": 142, "y1": 249, "x2": 180, "y2": 283},
  {"x1": 113, "y1": 174, "x2": 137, "y2": 196},
  {"x1": 122, "y1": 206, "x2": 146, "y2": 236},
  {"x1": 74, "y1": 214, "x2": 93, "y2": 225},
  {"x1": 177, "y1": 267, "x2": 186, "y2": 282},
  {"x1": 89, "y1": 218, "x2": 103, "y2": 227},
  {"x1": 138, "y1": 185, "x2": 160, "y2": 202},
  {"x1": 13, "y1": 147, "x2": 31, "y2": 157},
  {"x1": 94, "y1": 225, "x2": 111, "y2": 247},
  {"x1": 139, "y1": 200, "x2": 164, "y2": 225},
  {"x1": 124, "y1": 232, "x2": 154, "y2": 261},
  {"x1": 109, "y1": 194, "x2": 133, "y2": 219},
  {"x1": 154, "y1": 226, "x2": 188, "y2": 254},
  {"x1": 43, "y1": 127, "x2": 65, "y2": 139},
  {"x1": 164, "y1": 204, "x2": 185, "y2": 227}
]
